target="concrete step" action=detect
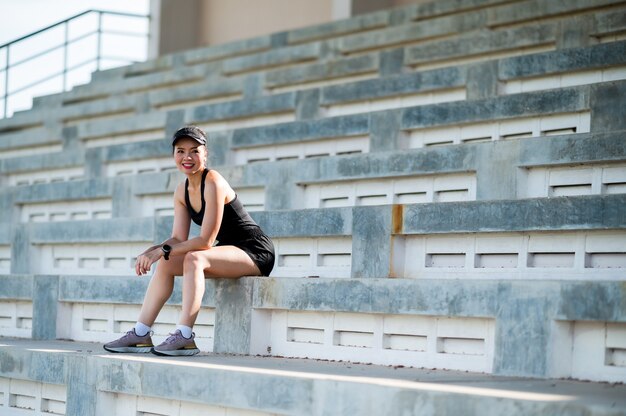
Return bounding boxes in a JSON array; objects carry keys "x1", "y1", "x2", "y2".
[
  {"x1": 1, "y1": 132, "x2": 624, "y2": 213},
  {"x1": 2, "y1": 275, "x2": 625, "y2": 382},
  {"x1": 1, "y1": 338, "x2": 624, "y2": 416},
  {"x1": 2, "y1": 194, "x2": 624, "y2": 278}
]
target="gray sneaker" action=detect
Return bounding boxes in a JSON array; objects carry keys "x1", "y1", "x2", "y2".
[
  {"x1": 103, "y1": 329, "x2": 154, "y2": 353},
  {"x1": 151, "y1": 330, "x2": 200, "y2": 356}
]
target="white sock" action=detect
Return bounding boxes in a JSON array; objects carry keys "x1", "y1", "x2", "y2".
[
  {"x1": 134, "y1": 322, "x2": 151, "y2": 337},
  {"x1": 176, "y1": 324, "x2": 193, "y2": 338}
]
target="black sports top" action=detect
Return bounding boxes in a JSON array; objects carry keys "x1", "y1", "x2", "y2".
[
  {"x1": 185, "y1": 169, "x2": 209, "y2": 226},
  {"x1": 183, "y1": 169, "x2": 275, "y2": 276}
]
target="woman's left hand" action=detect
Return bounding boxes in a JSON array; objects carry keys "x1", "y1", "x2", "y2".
[{"x1": 135, "y1": 247, "x2": 163, "y2": 276}]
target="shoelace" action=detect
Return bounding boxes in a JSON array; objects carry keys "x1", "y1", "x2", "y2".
[
  {"x1": 122, "y1": 329, "x2": 151, "y2": 340},
  {"x1": 163, "y1": 332, "x2": 180, "y2": 344}
]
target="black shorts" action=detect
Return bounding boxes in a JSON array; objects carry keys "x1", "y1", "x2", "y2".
[{"x1": 218, "y1": 231, "x2": 275, "y2": 277}]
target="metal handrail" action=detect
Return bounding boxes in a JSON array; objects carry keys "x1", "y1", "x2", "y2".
[{"x1": 0, "y1": 9, "x2": 150, "y2": 118}]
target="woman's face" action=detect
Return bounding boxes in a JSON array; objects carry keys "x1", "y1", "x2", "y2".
[{"x1": 173, "y1": 137, "x2": 207, "y2": 175}]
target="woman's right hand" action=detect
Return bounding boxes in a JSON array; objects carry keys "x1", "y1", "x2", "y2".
[{"x1": 135, "y1": 247, "x2": 164, "y2": 276}]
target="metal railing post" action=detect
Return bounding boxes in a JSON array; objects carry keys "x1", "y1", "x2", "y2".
[
  {"x1": 3, "y1": 45, "x2": 9, "y2": 118},
  {"x1": 63, "y1": 21, "x2": 69, "y2": 91},
  {"x1": 96, "y1": 11, "x2": 103, "y2": 71}
]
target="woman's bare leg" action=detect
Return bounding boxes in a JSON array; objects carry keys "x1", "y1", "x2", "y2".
[
  {"x1": 137, "y1": 254, "x2": 185, "y2": 326},
  {"x1": 179, "y1": 246, "x2": 261, "y2": 327}
]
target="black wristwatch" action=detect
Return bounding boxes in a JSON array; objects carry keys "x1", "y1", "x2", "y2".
[{"x1": 161, "y1": 244, "x2": 172, "y2": 260}]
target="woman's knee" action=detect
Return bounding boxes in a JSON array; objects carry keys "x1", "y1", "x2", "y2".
[{"x1": 183, "y1": 251, "x2": 209, "y2": 274}]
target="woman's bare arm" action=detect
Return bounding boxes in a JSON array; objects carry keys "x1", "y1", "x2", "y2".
[{"x1": 134, "y1": 184, "x2": 191, "y2": 275}]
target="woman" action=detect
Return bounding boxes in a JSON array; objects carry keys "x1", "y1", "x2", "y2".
[{"x1": 104, "y1": 126, "x2": 275, "y2": 356}]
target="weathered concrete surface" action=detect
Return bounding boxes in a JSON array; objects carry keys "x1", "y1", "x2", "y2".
[{"x1": 1, "y1": 338, "x2": 625, "y2": 416}]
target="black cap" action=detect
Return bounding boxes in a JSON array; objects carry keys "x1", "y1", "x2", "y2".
[{"x1": 171, "y1": 126, "x2": 207, "y2": 147}]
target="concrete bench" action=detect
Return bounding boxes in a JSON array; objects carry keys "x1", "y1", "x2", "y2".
[
  {"x1": 250, "y1": 277, "x2": 626, "y2": 381},
  {"x1": 6, "y1": 207, "x2": 353, "y2": 278},
  {"x1": 75, "y1": 112, "x2": 167, "y2": 148},
  {"x1": 499, "y1": 40, "x2": 626, "y2": 94},
  {"x1": 1, "y1": 131, "x2": 624, "y2": 216},
  {"x1": 186, "y1": 92, "x2": 299, "y2": 134},
  {"x1": 228, "y1": 82, "x2": 624, "y2": 163},
  {"x1": 91, "y1": 31, "x2": 275, "y2": 80},
  {"x1": 0, "y1": 273, "x2": 217, "y2": 350},
  {"x1": 336, "y1": 0, "x2": 624, "y2": 54},
  {"x1": 0, "y1": 149, "x2": 84, "y2": 187},
  {"x1": 44, "y1": 63, "x2": 222, "y2": 108},
  {"x1": 0, "y1": 101, "x2": 48, "y2": 133},
  {"x1": 58, "y1": 95, "x2": 142, "y2": 126},
  {"x1": 285, "y1": 8, "x2": 390, "y2": 45},
  {"x1": 3, "y1": 195, "x2": 624, "y2": 279},
  {"x1": 2, "y1": 338, "x2": 624, "y2": 416},
  {"x1": 264, "y1": 53, "x2": 380, "y2": 94},
  {"x1": 0, "y1": 126, "x2": 62, "y2": 161},
  {"x1": 1, "y1": 273, "x2": 625, "y2": 382}
]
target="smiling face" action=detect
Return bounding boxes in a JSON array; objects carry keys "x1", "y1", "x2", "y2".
[{"x1": 173, "y1": 137, "x2": 207, "y2": 175}]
